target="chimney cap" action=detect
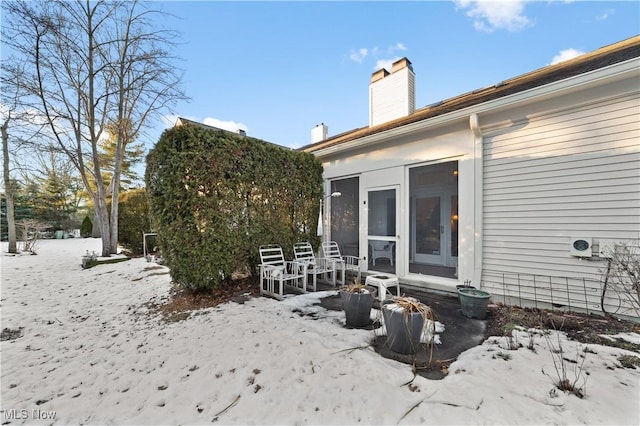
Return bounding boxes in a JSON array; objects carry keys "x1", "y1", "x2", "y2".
[
  {"x1": 370, "y1": 68, "x2": 390, "y2": 84},
  {"x1": 391, "y1": 57, "x2": 413, "y2": 73}
]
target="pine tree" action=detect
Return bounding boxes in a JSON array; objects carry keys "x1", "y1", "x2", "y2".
[{"x1": 80, "y1": 215, "x2": 93, "y2": 238}]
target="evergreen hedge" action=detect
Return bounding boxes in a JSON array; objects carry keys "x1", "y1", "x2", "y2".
[
  {"x1": 118, "y1": 188, "x2": 153, "y2": 255},
  {"x1": 145, "y1": 123, "x2": 323, "y2": 293}
]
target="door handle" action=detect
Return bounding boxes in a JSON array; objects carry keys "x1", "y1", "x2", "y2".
[{"x1": 440, "y1": 226, "x2": 444, "y2": 234}]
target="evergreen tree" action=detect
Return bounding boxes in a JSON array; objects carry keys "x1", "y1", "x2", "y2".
[
  {"x1": 32, "y1": 149, "x2": 83, "y2": 231},
  {"x1": 80, "y1": 215, "x2": 92, "y2": 238},
  {"x1": 1, "y1": 180, "x2": 38, "y2": 240},
  {"x1": 98, "y1": 120, "x2": 145, "y2": 191}
]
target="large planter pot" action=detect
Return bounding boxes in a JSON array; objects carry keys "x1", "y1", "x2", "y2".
[
  {"x1": 458, "y1": 288, "x2": 491, "y2": 319},
  {"x1": 455, "y1": 284, "x2": 475, "y2": 301},
  {"x1": 382, "y1": 302, "x2": 425, "y2": 355},
  {"x1": 340, "y1": 290, "x2": 373, "y2": 327}
]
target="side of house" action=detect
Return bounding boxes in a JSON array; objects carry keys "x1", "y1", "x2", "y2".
[{"x1": 302, "y1": 36, "x2": 640, "y2": 317}]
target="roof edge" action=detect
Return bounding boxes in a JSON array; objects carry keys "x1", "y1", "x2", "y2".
[{"x1": 301, "y1": 35, "x2": 640, "y2": 154}]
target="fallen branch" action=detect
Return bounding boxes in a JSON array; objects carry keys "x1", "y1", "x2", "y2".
[
  {"x1": 397, "y1": 390, "x2": 437, "y2": 424},
  {"x1": 214, "y1": 394, "x2": 241, "y2": 417},
  {"x1": 433, "y1": 357, "x2": 458, "y2": 365},
  {"x1": 421, "y1": 400, "x2": 479, "y2": 410},
  {"x1": 330, "y1": 345, "x2": 372, "y2": 355},
  {"x1": 400, "y1": 372, "x2": 417, "y2": 387}
]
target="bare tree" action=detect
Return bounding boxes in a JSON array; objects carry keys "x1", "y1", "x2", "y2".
[
  {"x1": 1, "y1": 62, "x2": 35, "y2": 254},
  {"x1": 17, "y1": 219, "x2": 48, "y2": 254},
  {"x1": 1, "y1": 109, "x2": 18, "y2": 253},
  {"x1": 2, "y1": 0, "x2": 186, "y2": 256},
  {"x1": 601, "y1": 240, "x2": 640, "y2": 318}
]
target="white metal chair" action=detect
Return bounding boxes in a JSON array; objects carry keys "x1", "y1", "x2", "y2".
[
  {"x1": 369, "y1": 241, "x2": 395, "y2": 266},
  {"x1": 321, "y1": 241, "x2": 361, "y2": 286},
  {"x1": 293, "y1": 241, "x2": 336, "y2": 291},
  {"x1": 259, "y1": 245, "x2": 307, "y2": 300}
]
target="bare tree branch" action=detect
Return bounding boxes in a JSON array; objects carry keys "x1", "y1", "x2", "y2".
[{"x1": 2, "y1": 0, "x2": 187, "y2": 256}]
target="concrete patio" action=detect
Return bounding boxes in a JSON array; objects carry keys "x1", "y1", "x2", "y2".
[{"x1": 314, "y1": 280, "x2": 492, "y2": 380}]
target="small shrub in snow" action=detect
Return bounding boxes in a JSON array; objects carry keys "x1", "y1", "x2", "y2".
[{"x1": 542, "y1": 321, "x2": 588, "y2": 398}]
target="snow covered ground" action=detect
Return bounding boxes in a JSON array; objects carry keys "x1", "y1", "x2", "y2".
[{"x1": 1, "y1": 238, "x2": 639, "y2": 425}]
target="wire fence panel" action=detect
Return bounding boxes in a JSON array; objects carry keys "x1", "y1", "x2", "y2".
[
  {"x1": 482, "y1": 269, "x2": 637, "y2": 317},
  {"x1": 481, "y1": 243, "x2": 639, "y2": 319}
]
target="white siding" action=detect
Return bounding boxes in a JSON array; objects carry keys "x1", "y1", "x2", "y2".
[{"x1": 481, "y1": 92, "x2": 640, "y2": 315}]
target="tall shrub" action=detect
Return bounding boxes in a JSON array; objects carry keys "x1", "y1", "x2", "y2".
[
  {"x1": 146, "y1": 123, "x2": 323, "y2": 293},
  {"x1": 118, "y1": 188, "x2": 152, "y2": 255},
  {"x1": 80, "y1": 215, "x2": 93, "y2": 238}
]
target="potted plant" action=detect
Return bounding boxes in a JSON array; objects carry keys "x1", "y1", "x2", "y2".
[
  {"x1": 382, "y1": 296, "x2": 437, "y2": 355},
  {"x1": 340, "y1": 279, "x2": 374, "y2": 327},
  {"x1": 455, "y1": 279, "x2": 475, "y2": 292}
]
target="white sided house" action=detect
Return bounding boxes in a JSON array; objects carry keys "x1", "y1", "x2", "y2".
[{"x1": 302, "y1": 36, "x2": 640, "y2": 318}]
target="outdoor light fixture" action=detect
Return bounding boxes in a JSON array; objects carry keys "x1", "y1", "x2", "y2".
[
  {"x1": 324, "y1": 191, "x2": 341, "y2": 200},
  {"x1": 318, "y1": 192, "x2": 341, "y2": 237}
]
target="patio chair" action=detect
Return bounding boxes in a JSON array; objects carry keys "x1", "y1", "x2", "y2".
[
  {"x1": 321, "y1": 241, "x2": 361, "y2": 286},
  {"x1": 369, "y1": 241, "x2": 395, "y2": 266},
  {"x1": 259, "y1": 245, "x2": 307, "y2": 300},
  {"x1": 293, "y1": 241, "x2": 336, "y2": 291}
]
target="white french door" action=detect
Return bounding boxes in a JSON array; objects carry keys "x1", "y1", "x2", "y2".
[
  {"x1": 411, "y1": 191, "x2": 458, "y2": 268},
  {"x1": 412, "y1": 193, "x2": 444, "y2": 265}
]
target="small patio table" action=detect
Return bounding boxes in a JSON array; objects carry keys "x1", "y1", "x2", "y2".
[{"x1": 365, "y1": 274, "x2": 400, "y2": 302}]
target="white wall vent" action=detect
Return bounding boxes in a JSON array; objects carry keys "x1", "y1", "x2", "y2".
[{"x1": 570, "y1": 237, "x2": 592, "y2": 257}]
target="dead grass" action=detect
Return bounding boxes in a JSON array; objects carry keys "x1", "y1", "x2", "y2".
[
  {"x1": 618, "y1": 354, "x2": 640, "y2": 369},
  {"x1": 1, "y1": 327, "x2": 24, "y2": 341},
  {"x1": 485, "y1": 304, "x2": 640, "y2": 351},
  {"x1": 147, "y1": 277, "x2": 260, "y2": 322},
  {"x1": 341, "y1": 279, "x2": 368, "y2": 294}
]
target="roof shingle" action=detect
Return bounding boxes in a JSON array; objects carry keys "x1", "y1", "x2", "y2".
[{"x1": 302, "y1": 35, "x2": 640, "y2": 153}]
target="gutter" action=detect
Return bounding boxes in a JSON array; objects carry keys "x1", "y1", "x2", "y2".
[
  {"x1": 470, "y1": 113, "x2": 483, "y2": 289},
  {"x1": 307, "y1": 58, "x2": 639, "y2": 158}
]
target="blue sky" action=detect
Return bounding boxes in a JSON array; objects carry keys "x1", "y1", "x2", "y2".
[{"x1": 148, "y1": 1, "x2": 638, "y2": 148}]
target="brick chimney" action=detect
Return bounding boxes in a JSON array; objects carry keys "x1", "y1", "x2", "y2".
[{"x1": 369, "y1": 57, "x2": 415, "y2": 127}]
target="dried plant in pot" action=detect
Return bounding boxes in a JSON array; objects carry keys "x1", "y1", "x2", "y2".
[
  {"x1": 340, "y1": 279, "x2": 374, "y2": 327},
  {"x1": 382, "y1": 296, "x2": 437, "y2": 356}
]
